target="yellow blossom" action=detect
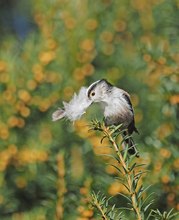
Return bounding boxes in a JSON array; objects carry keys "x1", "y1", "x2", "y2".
[
  {"x1": 39, "y1": 51, "x2": 56, "y2": 65},
  {"x1": 0, "y1": 60, "x2": 7, "y2": 72},
  {"x1": 27, "y1": 79, "x2": 37, "y2": 91},
  {"x1": 100, "y1": 31, "x2": 114, "y2": 43},
  {"x1": 18, "y1": 90, "x2": 31, "y2": 103},
  {"x1": 113, "y1": 20, "x2": 126, "y2": 32},
  {"x1": 85, "y1": 19, "x2": 98, "y2": 31},
  {"x1": 80, "y1": 39, "x2": 95, "y2": 52}
]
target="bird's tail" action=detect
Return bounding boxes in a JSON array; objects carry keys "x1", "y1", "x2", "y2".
[{"x1": 123, "y1": 132, "x2": 139, "y2": 157}]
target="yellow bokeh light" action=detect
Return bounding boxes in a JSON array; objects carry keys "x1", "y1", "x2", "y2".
[{"x1": 18, "y1": 90, "x2": 31, "y2": 103}]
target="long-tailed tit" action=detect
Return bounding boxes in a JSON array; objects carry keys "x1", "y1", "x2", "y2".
[
  {"x1": 87, "y1": 79, "x2": 139, "y2": 156},
  {"x1": 52, "y1": 79, "x2": 139, "y2": 156}
]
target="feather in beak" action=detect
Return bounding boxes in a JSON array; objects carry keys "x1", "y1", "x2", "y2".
[{"x1": 52, "y1": 87, "x2": 92, "y2": 122}]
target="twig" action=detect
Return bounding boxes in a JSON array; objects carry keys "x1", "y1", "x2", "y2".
[{"x1": 103, "y1": 125, "x2": 143, "y2": 220}]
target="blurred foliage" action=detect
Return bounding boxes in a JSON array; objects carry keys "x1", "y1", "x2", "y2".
[{"x1": 0, "y1": 0, "x2": 178, "y2": 219}]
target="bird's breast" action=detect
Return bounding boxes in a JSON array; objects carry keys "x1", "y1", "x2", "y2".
[{"x1": 103, "y1": 100, "x2": 133, "y2": 127}]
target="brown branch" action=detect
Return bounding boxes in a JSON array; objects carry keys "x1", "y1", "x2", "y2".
[{"x1": 103, "y1": 125, "x2": 143, "y2": 220}]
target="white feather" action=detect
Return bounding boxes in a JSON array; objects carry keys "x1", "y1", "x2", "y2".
[
  {"x1": 52, "y1": 108, "x2": 66, "y2": 121},
  {"x1": 52, "y1": 87, "x2": 92, "y2": 122}
]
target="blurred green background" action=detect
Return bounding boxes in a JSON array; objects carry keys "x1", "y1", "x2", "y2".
[{"x1": 0, "y1": 0, "x2": 178, "y2": 219}]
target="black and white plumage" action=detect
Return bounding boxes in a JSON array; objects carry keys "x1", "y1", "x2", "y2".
[
  {"x1": 52, "y1": 79, "x2": 139, "y2": 156},
  {"x1": 87, "y1": 79, "x2": 139, "y2": 156}
]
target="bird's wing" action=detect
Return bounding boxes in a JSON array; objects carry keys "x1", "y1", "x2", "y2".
[
  {"x1": 122, "y1": 92, "x2": 134, "y2": 113},
  {"x1": 122, "y1": 92, "x2": 139, "y2": 134}
]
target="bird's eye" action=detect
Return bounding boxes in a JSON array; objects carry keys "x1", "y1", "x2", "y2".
[{"x1": 91, "y1": 92, "x2": 95, "y2": 96}]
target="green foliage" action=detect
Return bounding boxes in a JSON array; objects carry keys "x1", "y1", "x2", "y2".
[
  {"x1": 147, "y1": 209, "x2": 179, "y2": 220},
  {"x1": 90, "y1": 120, "x2": 178, "y2": 220},
  {"x1": 91, "y1": 192, "x2": 123, "y2": 220}
]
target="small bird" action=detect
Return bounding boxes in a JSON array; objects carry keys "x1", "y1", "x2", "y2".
[{"x1": 87, "y1": 79, "x2": 139, "y2": 156}]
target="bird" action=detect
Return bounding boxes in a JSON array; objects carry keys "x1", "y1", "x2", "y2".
[{"x1": 87, "y1": 79, "x2": 139, "y2": 156}]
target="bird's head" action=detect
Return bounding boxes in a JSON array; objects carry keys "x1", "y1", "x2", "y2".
[{"x1": 87, "y1": 79, "x2": 113, "y2": 103}]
